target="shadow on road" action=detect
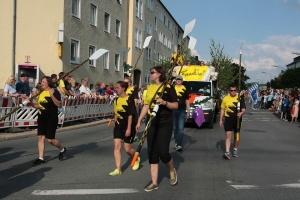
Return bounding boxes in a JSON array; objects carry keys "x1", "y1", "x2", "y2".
[{"x1": 0, "y1": 167, "x2": 51, "y2": 199}]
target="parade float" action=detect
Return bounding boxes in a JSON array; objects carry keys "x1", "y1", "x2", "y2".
[{"x1": 172, "y1": 65, "x2": 218, "y2": 128}]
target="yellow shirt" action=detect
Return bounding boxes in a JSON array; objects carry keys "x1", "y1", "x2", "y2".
[{"x1": 58, "y1": 79, "x2": 65, "y2": 95}]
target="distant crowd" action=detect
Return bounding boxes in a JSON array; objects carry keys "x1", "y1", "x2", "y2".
[{"x1": 249, "y1": 88, "x2": 300, "y2": 123}]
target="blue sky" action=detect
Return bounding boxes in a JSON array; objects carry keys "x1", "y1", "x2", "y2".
[{"x1": 161, "y1": 0, "x2": 300, "y2": 85}]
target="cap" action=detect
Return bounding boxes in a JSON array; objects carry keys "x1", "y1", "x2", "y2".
[
  {"x1": 175, "y1": 75, "x2": 183, "y2": 80},
  {"x1": 20, "y1": 73, "x2": 28, "y2": 77}
]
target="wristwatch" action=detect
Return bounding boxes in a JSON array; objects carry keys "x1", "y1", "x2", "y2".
[{"x1": 165, "y1": 101, "x2": 168, "y2": 106}]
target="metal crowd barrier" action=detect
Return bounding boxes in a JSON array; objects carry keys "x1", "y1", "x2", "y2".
[{"x1": 0, "y1": 96, "x2": 114, "y2": 129}]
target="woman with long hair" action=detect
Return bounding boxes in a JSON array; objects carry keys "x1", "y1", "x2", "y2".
[
  {"x1": 136, "y1": 66, "x2": 178, "y2": 192},
  {"x1": 26, "y1": 76, "x2": 67, "y2": 165},
  {"x1": 124, "y1": 77, "x2": 139, "y2": 142},
  {"x1": 109, "y1": 81, "x2": 140, "y2": 176},
  {"x1": 3, "y1": 75, "x2": 19, "y2": 97}
]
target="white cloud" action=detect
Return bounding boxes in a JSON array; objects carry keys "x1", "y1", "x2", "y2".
[
  {"x1": 190, "y1": 49, "x2": 202, "y2": 60},
  {"x1": 241, "y1": 35, "x2": 300, "y2": 72}
]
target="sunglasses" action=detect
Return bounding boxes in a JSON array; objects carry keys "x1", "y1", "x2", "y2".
[
  {"x1": 176, "y1": 79, "x2": 182, "y2": 81},
  {"x1": 150, "y1": 71, "x2": 158, "y2": 75},
  {"x1": 230, "y1": 90, "x2": 236, "y2": 92}
]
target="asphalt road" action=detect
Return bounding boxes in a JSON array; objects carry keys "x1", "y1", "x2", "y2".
[{"x1": 1, "y1": 105, "x2": 300, "y2": 200}]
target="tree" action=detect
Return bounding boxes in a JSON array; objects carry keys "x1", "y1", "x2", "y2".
[{"x1": 209, "y1": 39, "x2": 235, "y2": 92}]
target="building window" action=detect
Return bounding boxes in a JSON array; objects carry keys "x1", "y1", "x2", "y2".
[
  {"x1": 158, "y1": 31, "x2": 163, "y2": 43},
  {"x1": 146, "y1": 47, "x2": 152, "y2": 60},
  {"x1": 175, "y1": 27, "x2": 178, "y2": 37},
  {"x1": 146, "y1": 21, "x2": 152, "y2": 35},
  {"x1": 147, "y1": 0, "x2": 153, "y2": 11},
  {"x1": 115, "y1": 53, "x2": 120, "y2": 71},
  {"x1": 135, "y1": 0, "x2": 143, "y2": 20},
  {"x1": 135, "y1": 28, "x2": 142, "y2": 49},
  {"x1": 89, "y1": 45, "x2": 96, "y2": 67},
  {"x1": 144, "y1": 71, "x2": 150, "y2": 83},
  {"x1": 103, "y1": 52, "x2": 109, "y2": 69},
  {"x1": 90, "y1": 4, "x2": 97, "y2": 26},
  {"x1": 117, "y1": 0, "x2": 122, "y2": 4},
  {"x1": 70, "y1": 39, "x2": 80, "y2": 63},
  {"x1": 154, "y1": 39, "x2": 156, "y2": 50},
  {"x1": 104, "y1": 12, "x2": 110, "y2": 32},
  {"x1": 71, "y1": 0, "x2": 81, "y2": 18},
  {"x1": 159, "y1": 9, "x2": 163, "y2": 22},
  {"x1": 116, "y1": 19, "x2": 121, "y2": 37},
  {"x1": 154, "y1": 17, "x2": 157, "y2": 31}
]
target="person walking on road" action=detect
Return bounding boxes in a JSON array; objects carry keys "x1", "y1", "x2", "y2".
[
  {"x1": 109, "y1": 81, "x2": 140, "y2": 176},
  {"x1": 124, "y1": 77, "x2": 139, "y2": 142},
  {"x1": 219, "y1": 84, "x2": 246, "y2": 160},
  {"x1": 136, "y1": 66, "x2": 178, "y2": 192},
  {"x1": 27, "y1": 76, "x2": 67, "y2": 165},
  {"x1": 173, "y1": 75, "x2": 190, "y2": 151}
]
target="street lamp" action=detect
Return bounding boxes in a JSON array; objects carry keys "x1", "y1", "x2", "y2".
[
  {"x1": 256, "y1": 79, "x2": 262, "y2": 84},
  {"x1": 257, "y1": 75, "x2": 263, "y2": 84},
  {"x1": 261, "y1": 72, "x2": 272, "y2": 88},
  {"x1": 271, "y1": 65, "x2": 285, "y2": 69}
]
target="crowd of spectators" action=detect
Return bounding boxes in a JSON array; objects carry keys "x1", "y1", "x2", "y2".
[{"x1": 251, "y1": 88, "x2": 300, "y2": 123}]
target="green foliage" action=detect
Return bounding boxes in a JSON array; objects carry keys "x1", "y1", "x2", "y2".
[
  {"x1": 209, "y1": 39, "x2": 235, "y2": 92},
  {"x1": 190, "y1": 96, "x2": 213, "y2": 108},
  {"x1": 271, "y1": 68, "x2": 300, "y2": 88}
]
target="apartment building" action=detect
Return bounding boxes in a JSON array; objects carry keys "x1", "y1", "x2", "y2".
[
  {"x1": 0, "y1": 0, "x2": 129, "y2": 90},
  {"x1": 128, "y1": 0, "x2": 187, "y2": 86},
  {"x1": 0, "y1": 0, "x2": 185, "y2": 90},
  {"x1": 286, "y1": 56, "x2": 300, "y2": 69}
]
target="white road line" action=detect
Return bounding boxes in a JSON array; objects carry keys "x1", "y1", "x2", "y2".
[
  {"x1": 231, "y1": 185, "x2": 259, "y2": 189},
  {"x1": 32, "y1": 189, "x2": 139, "y2": 195},
  {"x1": 260, "y1": 120, "x2": 269, "y2": 121},
  {"x1": 261, "y1": 118, "x2": 270, "y2": 119},
  {"x1": 276, "y1": 183, "x2": 300, "y2": 188},
  {"x1": 247, "y1": 120, "x2": 253, "y2": 121}
]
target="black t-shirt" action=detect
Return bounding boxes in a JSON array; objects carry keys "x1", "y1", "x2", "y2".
[
  {"x1": 37, "y1": 89, "x2": 61, "y2": 115},
  {"x1": 144, "y1": 83, "x2": 178, "y2": 122},
  {"x1": 174, "y1": 85, "x2": 189, "y2": 110},
  {"x1": 114, "y1": 96, "x2": 135, "y2": 131},
  {"x1": 126, "y1": 86, "x2": 138, "y2": 100},
  {"x1": 64, "y1": 80, "x2": 71, "y2": 91}
]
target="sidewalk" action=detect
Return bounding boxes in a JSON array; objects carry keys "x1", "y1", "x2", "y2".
[{"x1": 0, "y1": 119, "x2": 110, "y2": 142}]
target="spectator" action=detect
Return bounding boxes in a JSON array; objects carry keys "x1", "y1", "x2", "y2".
[
  {"x1": 105, "y1": 83, "x2": 115, "y2": 96},
  {"x1": 79, "y1": 77, "x2": 96, "y2": 97},
  {"x1": 58, "y1": 72, "x2": 69, "y2": 97},
  {"x1": 3, "y1": 75, "x2": 19, "y2": 97},
  {"x1": 291, "y1": 96, "x2": 299, "y2": 123},
  {"x1": 16, "y1": 73, "x2": 30, "y2": 98},
  {"x1": 63, "y1": 74, "x2": 76, "y2": 96},
  {"x1": 94, "y1": 81, "x2": 101, "y2": 95},
  {"x1": 71, "y1": 82, "x2": 81, "y2": 95},
  {"x1": 51, "y1": 74, "x2": 58, "y2": 89},
  {"x1": 281, "y1": 95, "x2": 289, "y2": 120},
  {"x1": 31, "y1": 82, "x2": 41, "y2": 97},
  {"x1": 200, "y1": 61, "x2": 205, "y2": 66},
  {"x1": 98, "y1": 83, "x2": 106, "y2": 95}
]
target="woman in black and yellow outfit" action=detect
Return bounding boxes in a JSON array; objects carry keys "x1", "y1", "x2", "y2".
[
  {"x1": 28, "y1": 76, "x2": 66, "y2": 165},
  {"x1": 124, "y1": 77, "x2": 139, "y2": 142},
  {"x1": 110, "y1": 81, "x2": 140, "y2": 176},
  {"x1": 136, "y1": 66, "x2": 178, "y2": 192}
]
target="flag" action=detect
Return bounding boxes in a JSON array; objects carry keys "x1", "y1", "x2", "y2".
[
  {"x1": 247, "y1": 83, "x2": 258, "y2": 104},
  {"x1": 192, "y1": 108, "x2": 205, "y2": 127}
]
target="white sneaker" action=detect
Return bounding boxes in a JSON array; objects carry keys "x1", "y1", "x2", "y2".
[
  {"x1": 176, "y1": 146, "x2": 183, "y2": 152},
  {"x1": 174, "y1": 144, "x2": 177, "y2": 149}
]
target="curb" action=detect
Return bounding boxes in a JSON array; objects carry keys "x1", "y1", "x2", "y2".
[{"x1": 0, "y1": 119, "x2": 110, "y2": 142}]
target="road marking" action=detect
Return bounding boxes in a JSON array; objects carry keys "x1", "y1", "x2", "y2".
[
  {"x1": 260, "y1": 120, "x2": 269, "y2": 121},
  {"x1": 231, "y1": 185, "x2": 259, "y2": 189},
  {"x1": 261, "y1": 118, "x2": 270, "y2": 119},
  {"x1": 32, "y1": 189, "x2": 139, "y2": 195},
  {"x1": 276, "y1": 183, "x2": 300, "y2": 188}
]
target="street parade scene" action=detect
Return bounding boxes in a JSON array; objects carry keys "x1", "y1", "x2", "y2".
[{"x1": 0, "y1": 0, "x2": 300, "y2": 199}]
